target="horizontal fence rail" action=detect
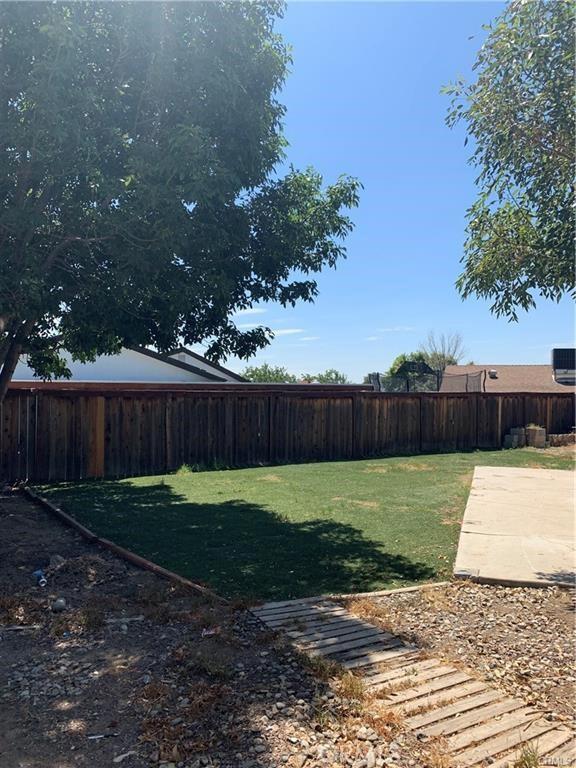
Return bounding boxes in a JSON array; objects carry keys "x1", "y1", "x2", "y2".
[{"x1": 1, "y1": 388, "x2": 574, "y2": 482}]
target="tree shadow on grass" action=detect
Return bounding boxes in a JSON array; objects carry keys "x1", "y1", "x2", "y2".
[{"x1": 41, "y1": 480, "x2": 436, "y2": 601}]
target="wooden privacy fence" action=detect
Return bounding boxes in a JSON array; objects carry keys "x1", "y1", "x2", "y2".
[{"x1": 1, "y1": 386, "x2": 574, "y2": 482}]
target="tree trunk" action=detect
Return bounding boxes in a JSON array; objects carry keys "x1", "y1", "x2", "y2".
[{"x1": 0, "y1": 320, "x2": 35, "y2": 404}]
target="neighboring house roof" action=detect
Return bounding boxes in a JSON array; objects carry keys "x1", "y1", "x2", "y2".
[
  {"x1": 128, "y1": 347, "x2": 227, "y2": 382},
  {"x1": 13, "y1": 345, "x2": 245, "y2": 384},
  {"x1": 167, "y1": 346, "x2": 246, "y2": 382},
  {"x1": 441, "y1": 364, "x2": 576, "y2": 393}
]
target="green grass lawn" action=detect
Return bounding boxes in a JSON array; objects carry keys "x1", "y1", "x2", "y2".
[{"x1": 39, "y1": 448, "x2": 574, "y2": 601}]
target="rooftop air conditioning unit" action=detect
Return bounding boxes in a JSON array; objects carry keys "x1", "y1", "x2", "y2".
[{"x1": 552, "y1": 348, "x2": 576, "y2": 386}]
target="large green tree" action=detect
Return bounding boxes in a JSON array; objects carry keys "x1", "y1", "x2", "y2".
[
  {"x1": 0, "y1": 2, "x2": 360, "y2": 400},
  {"x1": 443, "y1": 0, "x2": 575, "y2": 320}
]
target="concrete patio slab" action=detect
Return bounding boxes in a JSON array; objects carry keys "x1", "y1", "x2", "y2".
[{"x1": 454, "y1": 466, "x2": 575, "y2": 587}]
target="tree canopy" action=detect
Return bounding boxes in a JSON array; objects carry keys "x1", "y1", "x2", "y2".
[
  {"x1": 386, "y1": 352, "x2": 429, "y2": 378},
  {"x1": 241, "y1": 364, "x2": 297, "y2": 384},
  {"x1": 419, "y1": 331, "x2": 465, "y2": 371},
  {"x1": 301, "y1": 368, "x2": 349, "y2": 384},
  {"x1": 443, "y1": 0, "x2": 575, "y2": 320},
  {"x1": 384, "y1": 332, "x2": 465, "y2": 376},
  {"x1": 242, "y1": 364, "x2": 349, "y2": 383},
  {"x1": 0, "y1": 2, "x2": 360, "y2": 399}
]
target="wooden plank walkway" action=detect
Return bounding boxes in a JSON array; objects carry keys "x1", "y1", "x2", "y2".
[{"x1": 252, "y1": 598, "x2": 575, "y2": 767}]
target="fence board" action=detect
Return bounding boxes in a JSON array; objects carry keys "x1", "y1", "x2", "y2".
[
  {"x1": 421, "y1": 395, "x2": 478, "y2": 452},
  {"x1": 1, "y1": 389, "x2": 573, "y2": 482},
  {"x1": 477, "y1": 396, "x2": 500, "y2": 449}
]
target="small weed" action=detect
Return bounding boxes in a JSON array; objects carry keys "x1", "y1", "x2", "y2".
[
  {"x1": 513, "y1": 742, "x2": 541, "y2": 768},
  {"x1": 423, "y1": 737, "x2": 452, "y2": 768},
  {"x1": 337, "y1": 671, "x2": 366, "y2": 702},
  {"x1": 135, "y1": 584, "x2": 169, "y2": 607},
  {"x1": 336, "y1": 671, "x2": 369, "y2": 717},
  {"x1": 228, "y1": 596, "x2": 252, "y2": 611},
  {"x1": 299, "y1": 653, "x2": 342, "y2": 681},
  {"x1": 421, "y1": 585, "x2": 453, "y2": 613},
  {"x1": 139, "y1": 715, "x2": 193, "y2": 762},
  {"x1": 345, "y1": 597, "x2": 392, "y2": 628},
  {"x1": 141, "y1": 680, "x2": 170, "y2": 705},
  {"x1": 143, "y1": 603, "x2": 173, "y2": 624},
  {"x1": 180, "y1": 601, "x2": 228, "y2": 628},
  {"x1": 285, "y1": 616, "x2": 307, "y2": 632},
  {"x1": 183, "y1": 680, "x2": 229, "y2": 718},
  {"x1": 49, "y1": 615, "x2": 74, "y2": 637},
  {"x1": 80, "y1": 604, "x2": 105, "y2": 630},
  {"x1": 174, "y1": 638, "x2": 236, "y2": 679},
  {"x1": 365, "y1": 705, "x2": 404, "y2": 734},
  {"x1": 311, "y1": 695, "x2": 339, "y2": 728},
  {"x1": 0, "y1": 593, "x2": 42, "y2": 625},
  {"x1": 373, "y1": 676, "x2": 415, "y2": 699},
  {"x1": 251, "y1": 628, "x2": 279, "y2": 647}
]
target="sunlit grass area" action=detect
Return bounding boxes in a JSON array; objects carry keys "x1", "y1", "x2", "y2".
[{"x1": 39, "y1": 448, "x2": 574, "y2": 600}]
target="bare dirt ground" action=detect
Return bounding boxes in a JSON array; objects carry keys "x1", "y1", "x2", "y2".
[
  {"x1": 0, "y1": 492, "x2": 430, "y2": 768},
  {"x1": 345, "y1": 581, "x2": 575, "y2": 725}
]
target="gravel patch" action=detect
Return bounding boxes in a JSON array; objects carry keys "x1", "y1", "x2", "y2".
[{"x1": 0, "y1": 492, "x2": 433, "y2": 768}]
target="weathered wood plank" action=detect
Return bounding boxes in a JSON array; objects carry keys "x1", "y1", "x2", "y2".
[
  {"x1": 254, "y1": 600, "x2": 337, "y2": 618},
  {"x1": 365, "y1": 660, "x2": 444, "y2": 688},
  {"x1": 383, "y1": 672, "x2": 472, "y2": 705},
  {"x1": 448, "y1": 707, "x2": 539, "y2": 752},
  {"x1": 288, "y1": 620, "x2": 392, "y2": 643},
  {"x1": 386, "y1": 680, "x2": 489, "y2": 715},
  {"x1": 311, "y1": 632, "x2": 393, "y2": 657},
  {"x1": 455, "y1": 718, "x2": 557, "y2": 767},
  {"x1": 298, "y1": 627, "x2": 388, "y2": 651},
  {"x1": 285, "y1": 615, "x2": 385, "y2": 639},
  {"x1": 405, "y1": 689, "x2": 502, "y2": 731},
  {"x1": 469, "y1": 729, "x2": 573, "y2": 768},
  {"x1": 260, "y1": 607, "x2": 347, "y2": 627},
  {"x1": 544, "y1": 736, "x2": 576, "y2": 760},
  {"x1": 337, "y1": 645, "x2": 419, "y2": 669},
  {"x1": 420, "y1": 697, "x2": 525, "y2": 737}
]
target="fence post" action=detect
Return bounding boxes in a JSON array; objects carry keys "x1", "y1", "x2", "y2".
[
  {"x1": 418, "y1": 393, "x2": 423, "y2": 452},
  {"x1": 475, "y1": 393, "x2": 480, "y2": 448},
  {"x1": 268, "y1": 394, "x2": 273, "y2": 464},
  {"x1": 87, "y1": 395, "x2": 105, "y2": 478},
  {"x1": 165, "y1": 395, "x2": 172, "y2": 473},
  {"x1": 352, "y1": 394, "x2": 363, "y2": 457}
]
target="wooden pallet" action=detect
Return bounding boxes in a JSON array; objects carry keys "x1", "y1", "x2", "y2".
[{"x1": 252, "y1": 599, "x2": 575, "y2": 767}]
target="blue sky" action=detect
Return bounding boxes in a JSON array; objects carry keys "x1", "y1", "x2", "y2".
[{"x1": 212, "y1": 1, "x2": 574, "y2": 381}]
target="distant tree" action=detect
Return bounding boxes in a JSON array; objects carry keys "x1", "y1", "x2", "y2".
[
  {"x1": 443, "y1": 0, "x2": 575, "y2": 319},
  {"x1": 418, "y1": 332, "x2": 465, "y2": 371},
  {"x1": 313, "y1": 368, "x2": 349, "y2": 384},
  {"x1": 0, "y1": 3, "x2": 360, "y2": 402},
  {"x1": 381, "y1": 352, "x2": 432, "y2": 392},
  {"x1": 386, "y1": 351, "x2": 429, "y2": 377},
  {"x1": 242, "y1": 364, "x2": 297, "y2": 383}
]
